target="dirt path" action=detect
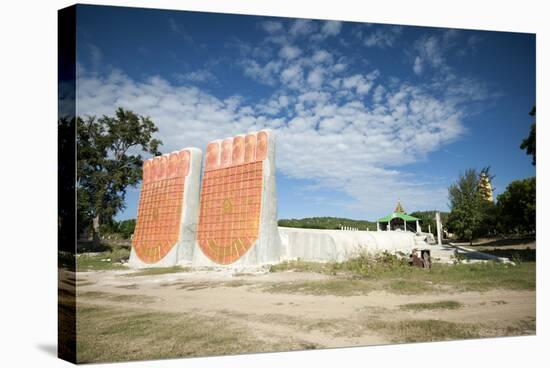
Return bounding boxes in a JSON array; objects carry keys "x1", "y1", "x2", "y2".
[{"x1": 73, "y1": 268, "x2": 536, "y2": 349}]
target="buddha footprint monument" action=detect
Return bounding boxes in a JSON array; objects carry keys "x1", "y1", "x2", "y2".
[
  {"x1": 193, "y1": 130, "x2": 282, "y2": 266},
  {"x1": 129, "y1": 148, "x2": 202, "y2": 268},
  {"x1": 129, "y1": 130, "x2": 281, "y2": 268},
  {"x1": 130, "y1": 130, "x2": 439, "y2": 268}
]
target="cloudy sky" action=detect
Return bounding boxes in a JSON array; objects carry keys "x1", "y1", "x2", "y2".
[{"x1": 75, "y1": 5, "x2": 535, "y2": 221}]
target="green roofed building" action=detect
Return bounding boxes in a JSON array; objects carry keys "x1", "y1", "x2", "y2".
[{"x1": 376, "y1": 201, "x2": 422, "y2": 232}]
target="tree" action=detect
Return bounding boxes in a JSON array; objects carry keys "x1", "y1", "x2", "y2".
[
  {"x1": 409, "y1": 211, "x2": 449, "y2": 235},
  {"x1": 447, "y1": 169, "x2": 494, "y2": 244},
  {"x1": 496, "y1": 177, "x2": 536, "y2": 234},
  {"x1": 59, "y1": 117, "x2": 76, "y2": 252},
  {"x1": 77, "y1": 108, "x2": 162, "y2": 247},
  {"x1": 520, "y1": 105, "x2": 536, "y2": 165},
  {"x1": 277, "y1": 217, "x2": 376, "y2": 231},
  {"x1": 118, "y1": 219, "x2": 137, "y2": 239}
]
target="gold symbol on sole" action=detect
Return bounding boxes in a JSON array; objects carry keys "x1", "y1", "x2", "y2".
[{"x1": 222, "y1": 198, "x2": 232, "y2": 214}]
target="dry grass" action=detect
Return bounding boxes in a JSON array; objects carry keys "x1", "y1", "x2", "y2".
[
  {"x1": 76, "y1": 304, "x2": 301, "y2": 364},
  {"x1": 270, "y1": 255, "x2": 535, "y2": 293},
  {"x1": 365, "y1": 319, "x2": 482, "y2": 343},
  {"x1": 261, "y1": 279, "x2": 375, "y2": 296},
  {"x1": 78, "y1": 291, "x2": 158, "y2": 304},
  {"x1": 76, "y1": 246, "x2": 130, "y2": 271},
  {"x1": 399, "y1": 301, "x2": 463, "y2": 311},
  {"x1": 123, "y1": 266, "x2": 192, "y2": 277}
]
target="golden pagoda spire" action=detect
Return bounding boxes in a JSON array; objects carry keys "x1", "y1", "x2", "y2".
[
  {"x1": 478, "y1": 172, "x2": 494, "y2": 202},
  {"x1": 394, "y1": 200, "x2": 405, "y2": 214}
]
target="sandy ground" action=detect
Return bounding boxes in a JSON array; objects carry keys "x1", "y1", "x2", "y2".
[{"x1": 72, "y1": 268, "x2": 536, "y2": 348}]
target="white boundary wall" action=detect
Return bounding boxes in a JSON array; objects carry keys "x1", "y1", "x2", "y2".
[{"x1": 279, "y1": 227, "x2": 421, "y2": 262}]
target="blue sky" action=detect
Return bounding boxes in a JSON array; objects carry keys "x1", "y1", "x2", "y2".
[{"x1": 75, "y1": 4, "x2": 535, "y2": 221}]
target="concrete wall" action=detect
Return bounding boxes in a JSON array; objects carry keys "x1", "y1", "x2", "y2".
[{"x1": 279, "y1": 227, "x2": 421, "y2": 262}]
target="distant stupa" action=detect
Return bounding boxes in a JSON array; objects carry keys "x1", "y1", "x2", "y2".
[
  {"x1": 394, "y1": 200, "x2": 405, "y2": 214},
  {"x1": 478, "y1": 172, "x2": 494, "y2": 202}
]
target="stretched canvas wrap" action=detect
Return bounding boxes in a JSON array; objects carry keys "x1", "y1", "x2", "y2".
[{"x1": 58, "y1": 3, "x2": 536, "y2": 364}]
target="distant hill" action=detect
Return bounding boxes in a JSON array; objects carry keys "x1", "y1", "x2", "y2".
[
  {"x1": 278, "y1": 217, "x2": 377, "y2": 231},
  {"x1": 278, "y1": 212, "x2": 449, "y2": 232}
]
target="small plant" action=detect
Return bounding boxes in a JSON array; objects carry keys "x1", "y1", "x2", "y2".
[
  {"x1": 451, "y1": 249, "x2": 466, "y2": 264},
  {"x1": 399, "y1": 300, "x2": 463, "y2": 311},
  {"x1": 511, "y1": 253, "x2": 523, "y2": 265}
]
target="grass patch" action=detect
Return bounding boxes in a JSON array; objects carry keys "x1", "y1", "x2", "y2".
[
  {"x1": 262, "y1": 279, "x2": 373, "y2": 296},
  {"x1": 366, "y1": 319, "x2": 481, "y2": 343},
  {"x1": 503, "y1": 317, "x2": 536, "y2": 336},
  {"x1": 270, "y1": 252, "x2": 535, "y2": 293},
  {"x1": 419, "y1": 262, "x2": 536, "y2": 291},
  {"x1": 78, "y1": 291, "x2": 157, "y2": 304},
  {"x1": 388, "y1": 280, "x2": 437, "y2": 294},
  {"x1": 124, "y1": 266, "x2": 191, "y2": 277},
  {"x1": 177, "y1": 281, "x2": 214, "y2": 291},
  {"x1": 270, "y1": 251, "x2": 409, "y2": 277},
  {"x1": 399, "y1": 301, "x2": 463, "y2": 311},
  {"x1": 363, "y1": 316, "x2": 534, "y2": 342},
  {"x1": 75, "y1": 281, "x2": 96, "y2": 287},
  {"x1": 222, "y1": 280, "x2": 250, "y2": 288},
  {"x1": 270, "y1": 260, "x2": 331, "y2": 274},
  {"x1": 76, "y1": 245, "x2": 130, "y2": 271},
  {"x1": 76, "y1": 303, "x2": 300, "y2": 363}
]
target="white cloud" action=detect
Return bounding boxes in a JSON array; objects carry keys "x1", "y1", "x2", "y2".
[
  {"x1": 333, "y1": 63, "x2": 347, "y2": 73},
  {"x1": 87, "y1": 44, "x2": 102, "y2": 71},
  {"x1": 261, "y1": 20, "x2": 283, "y2": 34},
  {"x1": 342, "y1": 72, "x2": 378, "y2": 95},
  {"x1": 279, "y1": 45, "x2": 302, "y2": 60},
  {"x1": 457, "y1": 34, "x2": 483, "y2": 57},
  {"x1": 280, "y1": 64, "x2": 304, "y2": 88},
  {"x1": 76, "y1": 25, "x2": 499, "y2": 218},
  {"x1": 321, "y1": 21, "x2": 342, "y2": 36},
  {"x1": 240, "y1": 59, "x2": 282, "y2": 85},
  {"x1": 363, "y1": 26, "x2": 402, "y2": 48},
  {"x1": 414, "y1": 35, "x2": 445, "y2": 68},
  {"x1": 175, "y1": 69, "x2": 218, "y2": 83},
  {"x1": 372, "y1": 84, "x2": 386, "y2": 103},
  {"x1": 168, "y1": 18, "x2": 194, "y2": 44},
  {"x1": 77, "y1": 63, "x2": 470, "y2": 216},
  {"x1": 411, "y1": 30, "x2": 468, "y2": 74},
  {"x1": 289, "y1": 19, "x2": 317, "y2": 37},
  {"x1": 312, "y1": 50, "x2": 333, "y2": 64},
  {"x1": 307, "y1": 67, "x2": 325, "y2": 88},
  {"x1": 413, "y1": 56, "x2": 423, "y2": 75}
]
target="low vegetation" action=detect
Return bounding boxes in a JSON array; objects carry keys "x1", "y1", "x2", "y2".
[
  {"x1": 76, "y1": 304, "x2": 300, "y2": 363},
  {"x1": 263, "y1": 279, "x2": 374, "y2": 296},
  {"x1": 76, "y1": 244, "x2": 130, "y2": 271},
  {"x1": 270, "y1": 251, "x2": 409, "y2": 276},
  {"x1": 79, "y1": 290, "x2": 157, "y2": 304},
  {"x1": 269, "y1": 251, "x2": 535, "y2": 294},
  {"x1": 278, "y1": 216, "x2": 376, "y2": 231},
  {"x1": 365, "y1": 319, "x2": 481, "y2": 343},
  {"x1": 75, "y1": 301, "x2": 534, "y2": 363},
  {"x1": 123, "y1": 266, "x2": 191, "y2": 277},
  {"x1": 399, "y1": 301, "x2": 463, "y2": 311}
]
